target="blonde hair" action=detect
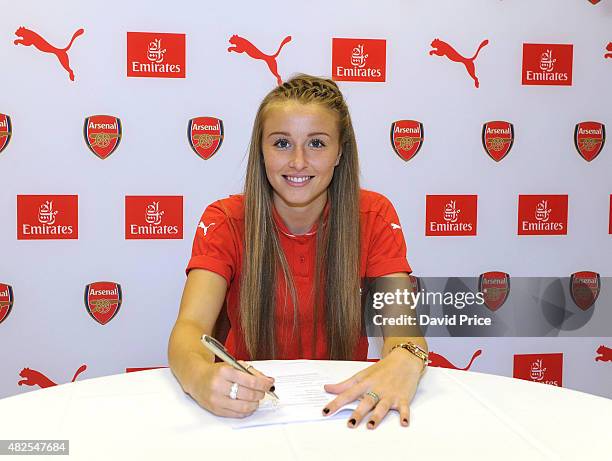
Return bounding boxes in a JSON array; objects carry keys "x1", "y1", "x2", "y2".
[{"x1": 241, "y1": 74, "x2": 361, "y2": 360}]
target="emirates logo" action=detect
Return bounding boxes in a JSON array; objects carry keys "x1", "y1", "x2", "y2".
[
  {"x1": 534, "y1": 200, "x2": 551, "y2": 222},
  {"x1": 443, "y1": 201, "x2": 460, "y2": 223},
  {"x1": 529, "y1": 359, "x2": 547, "y2": 381},
  {"x1": 38, "y1": 201, "x2": 58, "y2": 226},
  {"x1": 147, "y1": 38, "x2": 166, "y2": 63},
  {"x1": 539, "y1": 49, "x2": 556, "y2": 72},
  {"x1": 350, "y1": 44, "x2": 368, "y2": 68},
  {"x1": 145, "y1": 202, "x2": 165, "y2": 226}
]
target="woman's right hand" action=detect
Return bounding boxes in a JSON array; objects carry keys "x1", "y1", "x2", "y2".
[{"x1": 188, "y1": 357, "x2": 275, "y2": 418}]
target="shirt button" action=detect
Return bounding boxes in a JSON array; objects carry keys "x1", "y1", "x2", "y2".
[{"x1": 300, "y1": 256, "x2": 305, "y2": 263}]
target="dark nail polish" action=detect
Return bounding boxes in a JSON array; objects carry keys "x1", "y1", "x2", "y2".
[
  {"x1": 402, "y1": 418, "x2": 408, "y2": 425},
  {"x1": 269, "y1": 385, "x2": 275, "y2": 392},
  {"x1": 323, "y1": 407, "x2": 330, "y2": 415},
  {"x1": 368, "y1": 420, "x2": 375, "y2": 428},
  {"x1": 349, "y1": 418, "x2": 356, "y2": 427}
]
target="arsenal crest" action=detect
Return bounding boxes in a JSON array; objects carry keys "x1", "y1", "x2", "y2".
[
  {"x1": 390, "y1": 120, "x2": 424, "y2": 162},
  {"x1": 0, "y1": 283, "x2": 14, "y2": 324},
  {"x1": 570, "y1": 271, "x2": 600, "y2": 310},
  {"x1": 482, "y1": 121, "x2": 514, "y2": 162},
  {"x1": 84, "y1": 115, "x2": 122, "y2": 159},
  {"x1": 574, "y1": 121, "x2": 605, "y2": 162},
  {"x1": 0, "y1": 114, "x2": 12, "y2": 156},
  {"x1": 478, "y1": 271, "x2": 510, "y2": 311},
  {"x1": 84, "y1": 281, "x2": 122, "y2": 325},
  {"x1": 408, "y1": 274, "x2": 420, "y2": 295},
  {"x1": 188, "y1": 117, "x2": 224, "y2": 160}
]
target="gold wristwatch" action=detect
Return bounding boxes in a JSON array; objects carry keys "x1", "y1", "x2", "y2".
[{"x1": 391, "y1": 342, "x2": 429, "y2": 374}]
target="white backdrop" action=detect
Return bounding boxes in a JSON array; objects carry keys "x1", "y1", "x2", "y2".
[{"x1": 1, "y1": 0, "x2": 611, "y2": 399}]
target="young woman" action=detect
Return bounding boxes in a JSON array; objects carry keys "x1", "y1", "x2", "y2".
[{"x1": 168, "y1": 74, "x2": 428, "y2": 429}]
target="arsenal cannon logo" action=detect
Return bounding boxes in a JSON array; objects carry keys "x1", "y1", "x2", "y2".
[
  {"x1": 84, "y1": 281, "x2": 122, "y2": 325},
  {"x1": 570, "y1": 271, "x2": 600, "y2": 310},
  {"x1": 188, "y1": 117, "x2": 224, "y2": 160},
  {"x1": 0, "y1": 283, "x2": 14, "y2": 324},
  {"x1": 478, "y1": 271, "x2": 510, "y2": 311},
  {"x1": 84, "y1": 115, "x2": 122, "y2": 159},
  {"x1": 482, "y1": 121, "x2": 514, "y2": 162},
  {"x1": 390, "y1": 120, "x2": 424, "y2": 162},
  {"x1": 574, "y1": 121, "x2": 605, "y2": 162}
]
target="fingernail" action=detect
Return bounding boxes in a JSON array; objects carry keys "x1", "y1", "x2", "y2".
[
  {"x1": 367, "y1": 420, "x2": 375, "y2": 429},
  {"x1": 402, "y1": 418, "x2": 409, "y2": 426},
  {"x1": 348, "y1": 418, "x2": 356, "y2": 427},
  {"x1": 322, "y1": 407, "x2": 330, "y2": 415},
  {"x1": 269, "y1": 385, "x2": 275, "y2": 392}
]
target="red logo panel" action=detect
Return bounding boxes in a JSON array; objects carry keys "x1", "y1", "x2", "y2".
[
  {"x1": 0, "y1": 113, "x2": 12, "y2": 155},
  {"x1": 390, "y1": 120, "x2": 423, "y2": 161},
  {"x1": 609, "y1": 195, "x2": 612, "y2": 235},
  {"x1": 570, "y1": 271, "x2": 600, "y2": 311},
  {"x1": 17, "y1": 195, "x2": 78, "y2": 240},
  {"x1": 0, "y1": 283, "x2": 14, "y2": 324},
  {"x1": 482, "y1": 121, "x2": 514, "y2": 162},
  {"x1": 426, "y1": 195, "x2": 477, "y2": 236},
  {"x1": 522, "y1": 43, "x2": 573, "y2": 86},
  {"x1": 332, "y1": 38, "x2": 386, "y2": 82},
  {"x1": 85, "y1": 282, "x2": 122, "y2": 325},
  {"x1": 127, "y1": 32, "x2": 185, "y2": 78},
  {"x1": 513, "y1": 353, "x2": 563, "y2": 387},
  {"x1": 84, "y1": 115, "x2": 122, "y2": 159},
  {"x1": 188, "y1": 117, "x2": 224, "y2": 160},
  {"x1": 125, "y1": 196, "x2": 183, "y2": 240},
  {"x1": 479, "y1": 271, "x2": 510, "y2": 311},
  {"x1": 517, "y1": 195, "x2": 568, "y2": 236},
  {"x1": 574, "y1": 121, "x2": 605, "y2": 162}
]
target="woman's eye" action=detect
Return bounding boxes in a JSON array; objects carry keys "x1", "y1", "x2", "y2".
[
  {"x1": 310, "y1": 138, "x2": 326, "y2": 148},
  {"x1": 273, "y1": 139, "x2": 290, "y2": 149}
]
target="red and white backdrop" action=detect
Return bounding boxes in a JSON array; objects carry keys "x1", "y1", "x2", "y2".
[{"x1": 1, "y1": 0, "x2": 611, "y2": 399}]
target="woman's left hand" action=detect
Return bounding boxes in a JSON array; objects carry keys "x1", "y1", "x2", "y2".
[{"x1": 321, "y1": 349, "x2": 423, "y2": 429}]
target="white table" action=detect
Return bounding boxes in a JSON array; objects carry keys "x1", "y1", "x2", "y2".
[{"x1": 0, "y1": 360, "x2": 611, "y2": 461}]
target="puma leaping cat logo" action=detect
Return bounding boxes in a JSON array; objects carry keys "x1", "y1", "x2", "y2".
[
  {"x1": 391, "y1": 223, "x2": 401, "y2": 230},
  {"x1": 595, "y1": 345, "x2": 612, "y2": 362},
  {"x1": 198, "y1": 221, "x2": 215, "y2": 236},
  {"x1": 227, "y1": 34, "x2": 292, "y2": 85},
  {"x1": 428, "y1": 350, "x2": 482, "y2": 370},
  {"x1": 14, "y1": 26, "x2": 85, "y2": 81},
  {"x1": 18, "y1": 365, "x2": 87, "y2": 389},
  {"x1": 429, "y1": 38, "x2": 489, "y2": 88}
]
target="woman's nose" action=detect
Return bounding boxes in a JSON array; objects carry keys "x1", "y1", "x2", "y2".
[{"x1": 288, "y1": 146, "x2": 307, "y2": 170}]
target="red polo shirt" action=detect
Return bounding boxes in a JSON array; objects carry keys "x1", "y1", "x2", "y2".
[{"x1": 186, "y1": 189, "x2": 411, "y2": 360}]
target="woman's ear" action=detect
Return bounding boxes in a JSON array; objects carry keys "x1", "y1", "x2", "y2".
[{"x1": 334, "y1": 148, "x2": 343, "y2": 167}]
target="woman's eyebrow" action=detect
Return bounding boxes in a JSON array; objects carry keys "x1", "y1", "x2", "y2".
[{"x1": 267, "y1": 131, "x2": 330, "y2": 137}]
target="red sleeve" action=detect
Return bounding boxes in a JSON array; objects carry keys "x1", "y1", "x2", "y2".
[
  {"x1": 185, "y1": 200, "x2": 237, "y2": 285},
  {"x1": 365, "y1": 195, "x2": 412, "y2": 277}
]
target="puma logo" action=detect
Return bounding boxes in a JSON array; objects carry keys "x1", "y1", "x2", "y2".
[
  {"x1": 14, "y1": 26, "x2": 85, "y2": 81},
  {"x1": 605, "y1": 42, "x2": 612, "y2": 59},
  {"x1": 227, "y1": 34, "x2": 291, "y2": 85},
  {"x1": 18, "y1": 364, "x2": 87, "y2": 389},
  {"x1": 391, "y1": 223, "x2": 401, "y2": 230},
  {"x1": 198, "y1": 221, "x2": 215, "y2": 236},
  {"x1": 429, "y1": 38, "x2": 489, "y2": 88},
  {"x1": 428, "y1": 350, "x2": 482, "y2": 370},
  {"x1": 595, "y1": 345, "x2": 612, "y2": 362}
]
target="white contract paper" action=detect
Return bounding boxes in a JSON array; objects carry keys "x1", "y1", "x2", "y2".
[{"x1": 230, "y1": 360, "x2": 364, "y2": 429}]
